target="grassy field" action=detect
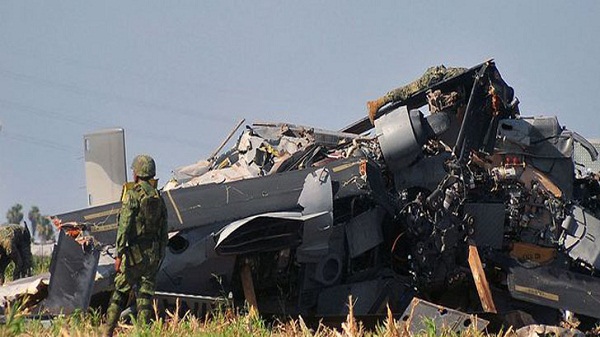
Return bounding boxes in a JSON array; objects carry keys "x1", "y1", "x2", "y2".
[
  {"x1": 2, "y1": 255, "x2": 52, "y2": 283},
  {"x1": 2, "y1": 255, "x2": 52, "y2": 284},
  {"x1": 0, "y1": 298, "x2": 510, "y2": 337},
  {"x1": 1, "y1": 255, "x2": 507, "y2": 336}
]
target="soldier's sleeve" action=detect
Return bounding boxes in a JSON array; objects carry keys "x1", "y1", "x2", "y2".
[
  {"x1": 159, "y1": 196, "x2": 169, "y2": 260},
  {"x1": 116, "y1": 189, "x2": 138, "y2": 257}
]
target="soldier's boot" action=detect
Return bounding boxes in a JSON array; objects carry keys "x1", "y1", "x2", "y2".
[
  {"x1": 102, "y1": 324, "x2": 115, "y2": 337},
  {"x1": 104, "y1": 302, "x2": 122, "y2": 337},
  {"x1": 23, "y1": 249, "x2": 33, "y2": 278},
  {"x1": 11, "y1": 251, "x2": 23, "y2": 281},
  {"x1": 104, "y1": 290, "x2": 127, "y2": 337},
  {"x1": 136, "y1": 295, "x2": 153, "y2": 325},
  {"x1": 12, "y1": 266, "x2": 21, "y2": 282},
  {"x1": 367, "y1": 97, "x2": 386, "y2": 125}
]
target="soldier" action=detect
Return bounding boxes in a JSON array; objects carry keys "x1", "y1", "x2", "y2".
[
  {"x1": 366, "y1": 65, "x2": 467, "y2": 124},
  {"x1": 104, "y1": 155, "x2": 168, "y2": 337},
  {"x1": 0, "y1": 224, "x2": 33, "y2": 285}
]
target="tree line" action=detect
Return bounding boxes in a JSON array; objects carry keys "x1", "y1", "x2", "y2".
[{"x1": 4, "y1": 203, "x2": 55, "y2": 242}]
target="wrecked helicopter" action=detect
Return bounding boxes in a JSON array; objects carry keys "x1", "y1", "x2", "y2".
[{"x1": 8, "y1": 59, "x2": 600, "y2": 332}]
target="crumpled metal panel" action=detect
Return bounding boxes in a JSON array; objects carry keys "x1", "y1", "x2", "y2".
[
  {"x1": 251, "y1": 123, "x2": 358, "y2": 148},
  {"x1": 400, "y1": 298, "x2": 488, "y2": 335},
  {"x1": 345, "y1": 207, "x2": 384, "y2": 258},
  {"x1": 375, "y1": 107, "x2": 425, "y2": 172},
  {"x1": 296, "y1": 168, "x2": 334, "y2": 262},
  {"x1": 43, "y1": 231, "x2": 100, "y2": 314},
  {"x1": 55, "y1": 156, "x2": 370, "y2": 247},
  {"x1": 497, "y1": 119, "x2": 533, "y2": 146},
  {"x1": 297, "y1": 168, "x2": 332, "y2": 215},
  {"x1": 158, "y1": 227, "x2": 235, "y2": 296},
  {"x1": 392, "y1": 152, "x2": 451, "y2": 192},
  {"x1": 296, "y1": 212, "x2": 333, "y2": 263},
  {"x1": 214, "y1": 211, "x2": 326, "y2": 255},
  {"x1": 316, "y1": 277, "x2": 414, "y2": 316},
  {"x1": 464, "y1": 203, "x2": 505, "y2": 249},
  {"x1": 561, "y1": 205, "x2": 600, "y2": 269},
  {"x1": 507, "y1": 261, "x2": 600, "y2": 319},
  {"x1": 215, "y1": 168, "x2": 334, "y2": 258},
  {"x1": 0, "y1": 274, "x2": 49, "y2": 311}
]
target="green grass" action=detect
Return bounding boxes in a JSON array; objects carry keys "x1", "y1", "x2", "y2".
[
  {"x1": 3, "y1": 255, "x2": 52, "y2": 283},
  {"x1": 0, "y1": 298, "x2": 512, "y2": 337},
  {"x1": 0, "y1": 306, "x2": 510, "y2": 337},
  {"x1": 2, "y1": 256, "x2": 509, "y2": 336},
  {"x1": 33, "y1": 254, "x2": 52, "y2": 275}
]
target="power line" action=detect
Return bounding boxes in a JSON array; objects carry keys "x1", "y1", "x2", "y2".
[
  {"x1": 0, "y1": 98, "x2": 213, "y2": 149},
  {"x1": 1, "y1": 130, "x2": 80, "y2": 154},
  {"x1": 0, "y1": 98, "x2": 102, "y2": 128},
  {"x1": 0, "y1": 46, "x2": 346, "y2": 113},
  {"x1": 0, "y1": 67, "x2": 231, "y2": 123}
]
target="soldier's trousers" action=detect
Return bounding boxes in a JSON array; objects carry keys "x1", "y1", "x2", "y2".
[
  {"x1": 0, "y1": 246, "x2": 32, "y2": 285},
  {"x1": 106, "y1": 262, "x2": 159, "y2": 330}
]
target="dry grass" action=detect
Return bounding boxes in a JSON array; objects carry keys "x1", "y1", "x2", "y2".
[{"x1": 0, "y1": 297, "x2": 513, "y2": 337}]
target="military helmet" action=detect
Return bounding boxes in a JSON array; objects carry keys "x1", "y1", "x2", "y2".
[{"x1": 131, "y1": 154, "x2": 156, "y2": 178}]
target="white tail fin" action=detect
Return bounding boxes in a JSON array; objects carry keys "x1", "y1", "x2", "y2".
[{"x1": 83, "y1": 128, "x2": 127, "y2": 206}]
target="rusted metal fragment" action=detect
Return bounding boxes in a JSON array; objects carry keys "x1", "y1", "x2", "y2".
[
  {"x1": 468, "y1": 244, "x2": 497, "y2": 313},
  {"x1": 510, "y1": 242, "x2": 556, "y2": 265},
  {"x1": 240, "y1": 259, "x2": 258, "y2": 315},
  {"x1": 520, "y1": 165, "x2": 562, "y2": 198}
]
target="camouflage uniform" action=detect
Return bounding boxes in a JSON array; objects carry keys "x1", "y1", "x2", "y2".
[
  {"x1": 105, "y1": 155, "x2": 168, "y2": 335},
  {"x1": 367, "y1": 65, "x2": 467, "y2": 123},
  {"x1": 0, "y1": 224, "x2": 33, "y2": 285}
]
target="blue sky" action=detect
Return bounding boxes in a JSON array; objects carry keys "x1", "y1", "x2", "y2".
[{"x1": 1, "y1": 1, "x2": 599, "y2": 218}]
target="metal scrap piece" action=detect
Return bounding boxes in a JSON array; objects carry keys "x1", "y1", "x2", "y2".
[
  {"x1": 42, "y1": 231, "x2": 100, "y2": 315},
  {"x1": 561, "y1": 205, "x2": 600, "y2": 269},
  {"x1": 0, "y1": 274, "x2": 49, "y2": 312},
  {"x1": 507, "y1": 261, "x2": 600, "y2": 319},
  {"x1": 400, "y1": 297, "x2": 488, "y2": 335},
  {"x1": 345, "y1": 207, "x2": 384, "y2": 258},
  {"x1": 515, "y1": 324, "x2": 584, "y2": 337}
]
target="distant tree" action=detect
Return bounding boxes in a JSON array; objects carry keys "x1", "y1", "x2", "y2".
[
  {"x1": 37, "y1": 216, "x2": 54, "y2": 242},
  {"x1": 26, "y1": 205, "x2": 54, "y2": 243},
  {"x1": 6, "y1": 204, "x2": 23, "y2": 224},
  {"x1": 28, "y1": 206, "x2": 40, "y2": 239}
]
